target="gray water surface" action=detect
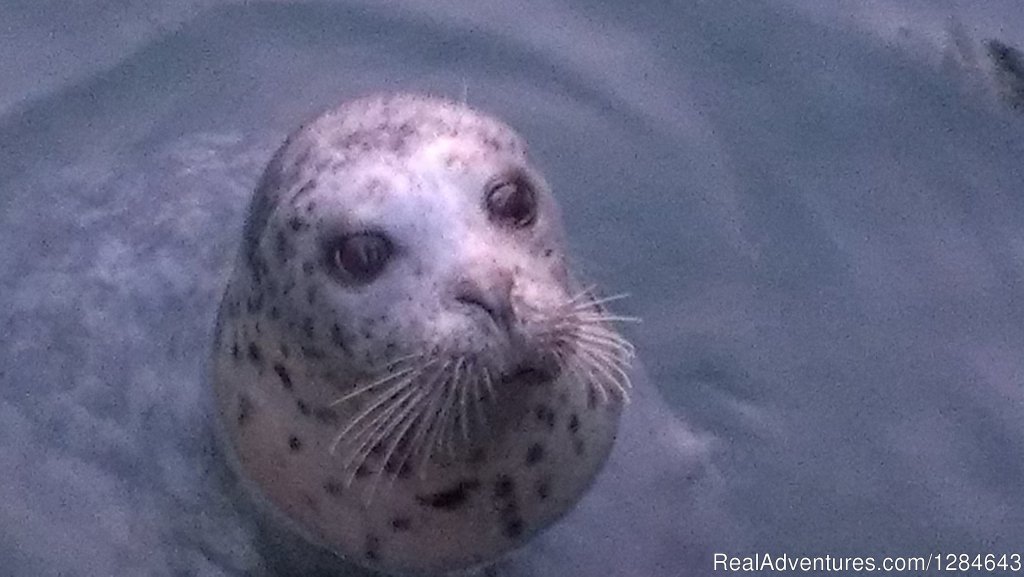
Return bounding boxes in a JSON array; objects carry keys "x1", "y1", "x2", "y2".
[{"x1": 2, "y1": 2, "x2": 1024, "y2": 576}]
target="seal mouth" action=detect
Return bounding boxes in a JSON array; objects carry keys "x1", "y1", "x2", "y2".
[{"x1": 499, "y1": 361, "x2": 559, "y2": 387}]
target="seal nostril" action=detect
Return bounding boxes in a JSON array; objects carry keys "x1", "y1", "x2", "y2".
[
  {"x1": 456, "y1": 293, "x2": 493, "y2": 317},
  {"x1": 456, "y1": 291, "x2": 505, "y2": 328},
  {"x1": 454, "y1": 277, "x2": 514, "y2": 330}
]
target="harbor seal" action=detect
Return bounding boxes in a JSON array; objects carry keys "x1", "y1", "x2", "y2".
[{"x1": 210, "y1": 93, "x2": 634, "y2": 575}]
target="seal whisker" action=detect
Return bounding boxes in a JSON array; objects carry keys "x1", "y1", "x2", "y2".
[
  {"x1": 428, "y1": 364, "x2": 463, "y2": 464},
  {"x1": 329, "y1": 358, "x2": 435, "y2": 455},
  {"x1": 329, "y1": 366, "x2": 418, "y2": 406},
  {"x1": 569, "y1": 292, "x2": 631, "y2": 311},
  {"x1": 381, "y1": 352, "x2": 427, "y2": 370},
  {"x1": 572, "y1": 329, "x2": 636, "y2": 358},
  {"x1": 590, "y1": 374, "x2": 611, "y2": 405},
  {"x1": 362, "y1": 385, "x2": 434, "y2": 501},
  {"x1": 566, "y1": 359, "x2": 607, "y2": 404},
  {"x1": 439, "y1": 365, "x2": 462, "y2": 457},
  {"x1": 582, "y1": 347, "x2": 632, "y2": 395},
  {"x1": 345, "y1": 360, "x2": 448, "y2": 481},
  {"x1": 385, "y1": 374, "x2": 447, "y2": 486},
  {"x1": 335, "y1": 370, "x2": 423, "y2": 468},
  {"x1": 575, "y1": 348, "x2": 631, "y2": 402},
  {"x1": 564, "y1": 284, "x2": 599, "y2": 307},
  {"x1": 569, "y1": 354, "x2": 611, "y2": 404},
  {"x1": 415, "y1": 361, "x2": 456, "y2": 477},
  {"x1": 437, "y1": 359, "x2": 462, "y2": 456},
  {"x1": 572, "y1": 319, "x2": 636, "y2": 341},
  {"x1": 328, "y1": 369, "x2": 421, "y2": 456},
  {"x1": 469, "y1": 362, "x2": 483, "y2": 440},
  {"x1": 572, "y1": 312, "x2": 641, "y2": 324},
  {"x1": 456, "y1": 357, "x2": 472, "y2": 444},
  {"x1": 344, "y1": 386, "x2": 423, "y2": 487},
  {"x1": 469, "y1": 358, "x2": 488, "y2": 430},
  {"x1": 481, "y1": 367, "x2": 496, "y2": 401},
  {"x1": 591, "y1": 341, "x2": 634, "y2": 371},
  {"x1": 332, "y1": 363, "x2": 424, "y2": 426},
  {"x1": 345, "y1": 372, "x2": 427, "y2": 456}
]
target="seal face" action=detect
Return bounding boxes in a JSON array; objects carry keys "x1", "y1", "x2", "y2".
[{"x1": 211, "y1": 93, "x2": 634, "y2": 575}]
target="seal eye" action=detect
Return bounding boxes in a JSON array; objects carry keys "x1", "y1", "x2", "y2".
[
  {"x1": 486, "y1": 173, "x2": 537, "y2": 228},
  {"x1": 326, "y1": 232, "x2": 392, "y2": 284}
]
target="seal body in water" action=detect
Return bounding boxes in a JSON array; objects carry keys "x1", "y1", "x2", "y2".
[{"x1": 210, "y1": 93, "x2": 634, "y2": 575}]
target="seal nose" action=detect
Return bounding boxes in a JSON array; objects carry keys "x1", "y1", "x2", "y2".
[{"x1": 454, "y1": 270, "x2": 515, "y2": 330}]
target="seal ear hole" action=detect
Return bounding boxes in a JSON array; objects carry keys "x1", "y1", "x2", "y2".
[
  {"x1": 485, "y1": 171, "x2": 537, "y2": 228},
  {"x1": 324, "y1": 232, "x2": 393, "y2": 285}
]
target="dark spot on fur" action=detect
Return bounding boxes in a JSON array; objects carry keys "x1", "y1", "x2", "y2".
[
  {"x1": 302, "y1": 260, "x2": 315, "y2": 276},
  {"x1": 296, "y1": 399, "x2": 311, "y2": 416},
  {"x1": 987, "y1": 39, "x2": 1024, "y2": 111},
  {"x1": 269, "y1": 306, "x2": 280, "y2": 320},
  {"x1": 263, "y1": 275, "x2": 278, "y2": 298},
  {"x1": 544, "y1": 248, "x2": 553, "y2": 257},
  {"x1": 230, "y1": 341, "x2": 240, "y2": 360},
  {"x1": 494, "y1": 475, "x2": 514, "y2": 500},
  {"x1": 293, "y1": 178, "x2": 317, "y2": 204},
  {"x1": 331, "y1": 323, "x2": 348, "y2": 353},
  {"x1": 534, "y1": 405, "x2": 555, "y2": 430},
  {"x1": 302, "y1": 492, "x2": 319, "y2": 513},
  {"x1": 503, "y1": 517, "x2": 524, "y2": 539},
  {"x1": 493, "y1": 474, "x2": 522, "y2": 539},
  {"x1": 469, "y1": 448, "x2": 486, "y2": 464},
  {"x1": 246, "y1": 292, "x2": 264, "y2": 314},
  {"x1": 587, "y1": 387, "x2": 598, "y2": 410},
  {"x1": 384, "y1": 458, "x2": 413, "y2": 479},
  {"x1": 525, "y1": 443, "x2": 544, "y2": 466},
  {"x1": 323, "y1": 478, "x2": 344, "y2": 497},
  {"x1": 288, "y1": 436, "x2": 302, "y2": 452},
  {"x1": 391, "y1": 517, "x2": 411, "y2": 532},
  {"x1": 273, "y1": 363, "x2": 293, "y2": 390},
  {"x1": 247, "y1": 342, "x2": 262, "y2": 366},
  {"x1": 355, "y1": 464, "x2": 372, "y2": 478},
  {"x1": 568, "y1": 414, "x2": 580, "y2": 434},
  {"x1": 313, "y1": 407, "x2": 339, "y2": 424},
  {"x1": 416, "y1": 479, "x2": 480, "y2": 510},
  {"x1": 275, "y1": 230, "x2": 290, "y2": 263},
  {"x1": 365, "y1": 535, "x2": 381, "y2": 562},
  {"x1": 293, "y1": 149, "x2": 312, "y2": 174},
  {"x1": 288, "y1": 216, "x2": 306, "y2": 231},
  {"x1": 249, "y1": 255, "x2": 268, "y2": 287},
  {"x1": 301, "y1": 345, "x2": 325, "y2": 360},
  {"x1": 536, "y1": 480, "x2": 550, "y2": 501},
  {"x1": 237, "y1": 395, "x2": 252, "y2": 426},
  {"x1": 574, "y1": 438, "x2": 585, "y2": 455}
]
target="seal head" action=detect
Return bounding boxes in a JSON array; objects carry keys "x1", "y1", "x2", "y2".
[{"x1": 212, "y1": 94, "x2": 633, "y2": 574}]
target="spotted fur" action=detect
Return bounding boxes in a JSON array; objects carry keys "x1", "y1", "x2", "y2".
[{"x1": 211, "y1": 93, "x2": 634, "y2": 575}]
